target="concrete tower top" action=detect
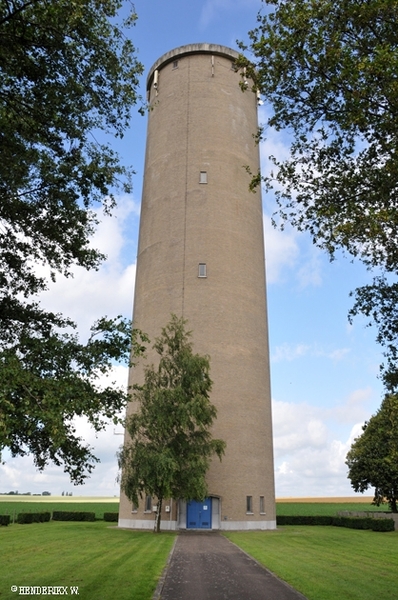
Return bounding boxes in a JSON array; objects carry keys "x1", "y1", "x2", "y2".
[{"x1": 146, "y1": 43, "x2": 240, "y2": 91}]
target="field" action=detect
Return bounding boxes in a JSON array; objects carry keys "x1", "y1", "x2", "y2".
[
  {"x1": 0, "y1": 496, "x2": 119, "y2": 521},
  {"x1": 276, "y1": 496, "x2": 383, "y2": 516},
  {"x1": 0, "y1": 497, "x2": 396, "y2": 600}
]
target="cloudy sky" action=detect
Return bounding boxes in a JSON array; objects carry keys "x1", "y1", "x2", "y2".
[{"x1": 1, "y1": 0, "x2": 383, "y2": 498}]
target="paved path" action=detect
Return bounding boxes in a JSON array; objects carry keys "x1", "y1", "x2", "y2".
[{"x1": 156, "y1": 531, "x2": 307, "y2": 600}]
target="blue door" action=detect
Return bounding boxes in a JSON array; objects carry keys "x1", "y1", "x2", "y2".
[{"x1": 186, "y1": 498, "x2": 212, "y2": 529}]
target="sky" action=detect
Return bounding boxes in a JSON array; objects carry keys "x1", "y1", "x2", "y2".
[{"x1": 0, "y1": 0, "x2": 384, "y2": 499}]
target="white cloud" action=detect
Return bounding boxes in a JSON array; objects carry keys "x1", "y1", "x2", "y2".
[
  {"x1": 37, "y1": 195, "x2": 139, "y2": 339},
  {"x1": 328, "y1": 348, "x2": 350, "y2": 361},
  {"x1": 272, "y1": 397, "x2": 375, "y2": 498},
  {"x1": 296, "y1": 248, "x2": 323, "y2": 288},
  {"x1": 271, "y1": 342, "x2": 350, "y2": 363},
  {"x1": 259, "y1": 104, "x2": 327, "y2": 289},
  {"x1": 332, "y1": 387, "x2": 374, "y2": 425},
  {"x1": 272, "y1": 343, "x2": 311, "y2": 363},
  {"x1": 263, "y1": 215, "x2": 299, "y2": 284}
]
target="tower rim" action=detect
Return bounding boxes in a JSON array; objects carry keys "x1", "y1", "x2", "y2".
[{"x1": 146, "y1": 43, "x2": 240, "y2": 91}]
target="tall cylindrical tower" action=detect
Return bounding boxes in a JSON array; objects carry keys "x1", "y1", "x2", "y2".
[{"x1": 119, "y1": 44, "x2": 276, "y2": 530}]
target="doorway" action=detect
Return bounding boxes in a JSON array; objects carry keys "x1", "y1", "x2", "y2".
[{"x1": 186, "y1": 498, "x2": 212, "y2": 529}]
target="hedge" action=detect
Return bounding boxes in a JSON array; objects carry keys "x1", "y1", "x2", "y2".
[
  {"x1": 0, "y1": 515, "x2": 11, "y2": 526},
  {"x1": 103, "y1": 512, "x2": 119, "y2": 522},
  {"x1": 52, "y1": 511, "x2": 95, "y2": 522},
  {"x1": 277, "y1": 515, "x2": 394, "y2": 531},
  {"x1": 368, "y1": 518, "x2": 395, "y2": 532},
  {"x1": 16, "y1": 512, "x2": 51, "y2": 524},
  {"x1": 277, "y1": 515, "x2": 333, "y2": 526}
]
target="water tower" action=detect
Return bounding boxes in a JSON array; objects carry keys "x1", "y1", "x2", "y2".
[{"x1": 119, "y1": 44, "x2": 276, "y2": 530}]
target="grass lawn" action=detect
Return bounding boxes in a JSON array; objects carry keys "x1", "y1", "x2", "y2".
[
  {"x1": 0, "y1": 520, "x2": 175, "y2": 600},
  {"x1": 225, "y1": 526, "x2": 398, "y2": 600},
  {"x1": 1, "y1": 498, "x2": 396, "y2": 600}
]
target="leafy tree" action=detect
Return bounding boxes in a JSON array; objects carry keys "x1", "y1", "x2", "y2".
[
  {"x1": 118, "y1": 315, "x2": 226, "y2": 533},
  {"x1": 346, "y1": 394, "x2": 398, "y2": 512},
  {"x1": 1, "y1": 318, "x2": 148, "y2": 484},
  {"x1": 0, "y1": 0, "x2": 146, "y2": 481},
  {"x1": 239, "y1": 0, "x2": 398, "y2": 388}
]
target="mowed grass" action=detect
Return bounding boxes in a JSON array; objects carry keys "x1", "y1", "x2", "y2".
[
  {"x1": 225, "y1": 527, "x2": 398, "y2": 600},
  {"x1": 0, "y1": 498, "x2": 395, "y2": 600},
  {"x1": 0, "y1": 520, "x2": 175, "y2": 600}
]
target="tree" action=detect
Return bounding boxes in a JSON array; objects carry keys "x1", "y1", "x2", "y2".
[
  {"x1": 239, "y1": 0, "x2": 398, "y2": 388},
  {"x1": 346, "y1": 394, "x2": 398, "y2": 512},
  {"x1": 0, "y1": 0, "x2": 146, "y2": 481},
  {"x1": 1, "y1": 318, "x2": 147, "y2": 484},
  {"x1": 118, "y1": 315, "x2": 226, "y2": 533}
]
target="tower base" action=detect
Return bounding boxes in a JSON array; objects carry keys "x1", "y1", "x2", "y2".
[{"x1": 118, "y1": 498, "x2": 277, "y2": 531}]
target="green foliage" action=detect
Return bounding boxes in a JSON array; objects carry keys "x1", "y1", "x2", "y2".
[
  {"x1": 0, "y1": 319, "x2": 148, "y2": 484},
  {"x1": 0, "y1": 0, "x2": 143, "y2": 307},
  {"x1": 119, "y1": 315, "x2": 226, "y2": 532},
  {"x1": 349, "y1": 278, "x2": 398, "y2": 390},
  {"x1": 52, "y1": 511, "x2": 95, "y2": 522},
  {"x1": 370, "y1": 517, "x2": 395, "y2": 531},
  {"x1": 240, "y1": 0, "x2": 398, "y2": 390},
  {"x1": 346, "y1": 394, "x2": 398, "y2": 512},
  {"x1": 0, "y1": 0, "x2": 147, "y2": 481},
  {"x1": 277, "y1": 515, "x2": 334, "y2": 526},
  {"x1": 103, "y1": 512, "x2": 119, "y2": 522},
  {"x1": 17, "y1": 511, "x2": 51, "y2": 524},
  {"x1": 241, "y1": 0, "x2": 398, "y2": 269},
  {"x1": 277, "y1": 514, "x2": 394, "y2": 530},
  {"x1": 0, "y1": 514, "x2": 10, "y2": 526}
]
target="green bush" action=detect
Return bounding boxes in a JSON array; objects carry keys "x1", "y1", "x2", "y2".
[
  {"x1": 52, "y1": 511, "x2": 95, "y2": 522},
  {"x1": 103, "y1": 512, "x2": 118, "y2": 522},
  {"x1": 17, "y1": 512, "x2": 51, "y2": 524},
  {"x1": 277, "y1": 515, "x2": 333, "y2": 526},
  {"x1": 0, "y1": 515, "x2": 11, "y2": 526},
  {"x1": 332, "y1": 516, "x2": 374, "y2": 530},
  {"x1": 370, "y1": 518, "x2": 395, "y2": 532},
  {"x1": 277, "y1": 514, "x2": 394, "y2": 532}
]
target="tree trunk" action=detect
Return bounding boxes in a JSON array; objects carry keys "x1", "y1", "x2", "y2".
[{"x1": 154, "y1": 497, "x2": 163, "y2": 533}]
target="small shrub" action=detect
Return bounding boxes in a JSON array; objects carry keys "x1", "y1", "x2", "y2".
[
  {"x1": 103, "y1": 512, "x2": 119, "y2": 522},
  {"x1": 0, "y1": 515, "x2": 10, "y2": 526},
  {"x1": 17, "y1": 513, "x2": 33, "y2": 524},
  {"x1": 371, "y1": 518, "x2": 395, "y2": 532},
  {"x1": 332, "y1": 516, "x2": 374, "y2": 530},
  {"x1": 277, "y1": 515, "x2": 333, "y2": 526},
  {"x1": 52, "y1": 511, "x2": 95, "y2": 522},
  {"x1": 17, "y1": 512, "x2": 51, "y2": 524}
]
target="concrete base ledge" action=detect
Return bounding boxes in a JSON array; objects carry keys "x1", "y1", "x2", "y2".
[
  {"x1": 118, "y1": 518, "x2": 277, "y2": 531},
  {"x1": 118, "y1": 518, "x2": 178, "y2": 531},
  {"x1": 220, "y1": 520, "x2": 277, "y2": 531}
]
